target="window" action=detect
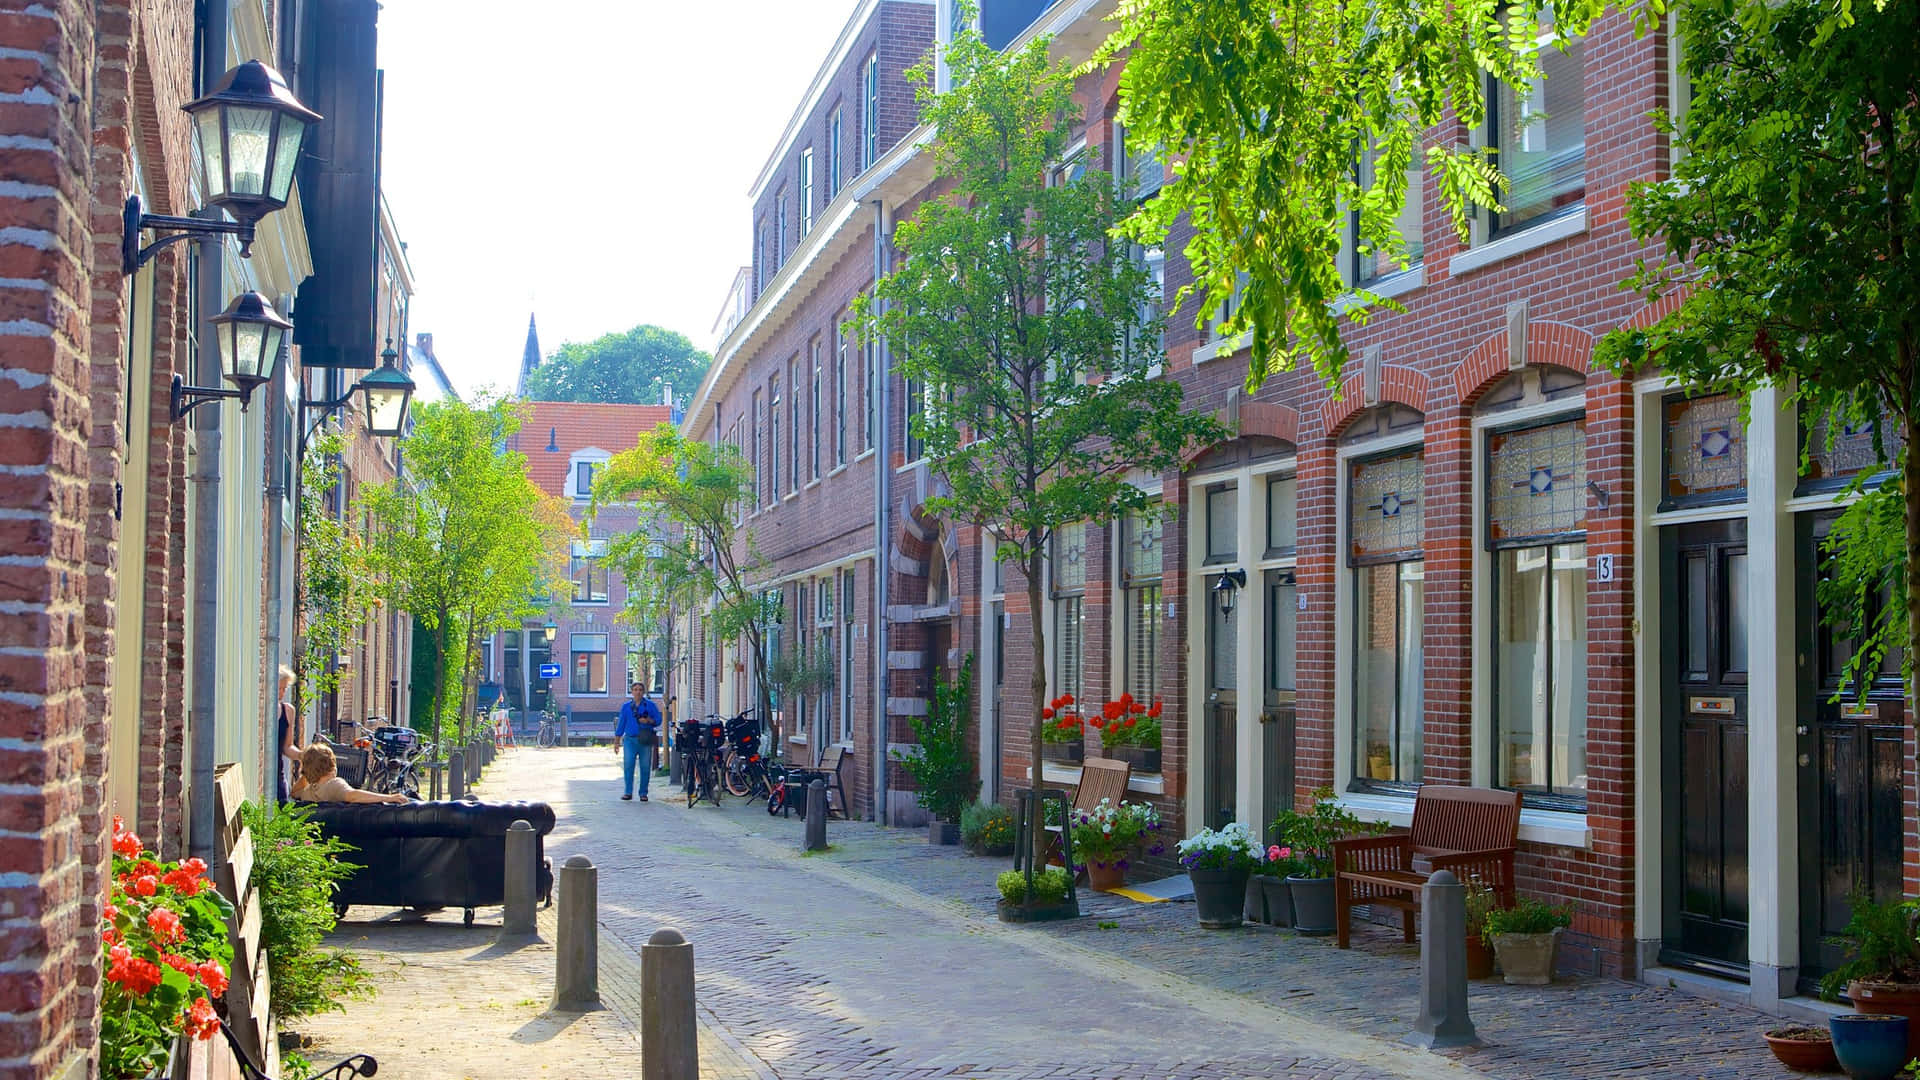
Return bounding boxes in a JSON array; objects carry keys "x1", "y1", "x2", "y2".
[
  {"x1": 863, "y1": 51, "x2": 879, "y2": 169},
  {"x1": 1350, "y1": 145, "x2": 1424, "y2": 285},
  {"x1": 905, "y1": 376, "x2": 926, "y2": 463},
  {"x1": 571, "y1": 538, "x2": 610, "y2": 604},
  {"x1": 750, "y1": 392, "x2": 764, "y2": 506},
  {"x1": 1799, "y1": 407, "x2": 1904, "y2": 496},
  {"x1": 1204, "y1": 483, "x2": 1237, "y2": 564},
  {"x1": 788, "y1": 358, "x2": 799, "y2": 493},
  {"x1": 810, "y1": 340, "x2": 822, "y2": 480},
  {"x1": 1487, "y1": 417, "x2": 1588, "y2": 805},
  {"x1": 1127, "y1": 243, "x2": 1166, "y2": 370},
  {"x1": 574, "y1": 460, "x2": 596, "y2": 497},
  {"x1": 1052, "y1": 523, "x2": 1088, "y2": 707},
  {"x1": 1266, "y1": 474, "x2": 1298, "y2": 557},
  {"x1": 503, "y1": 630, "x2": 523, "y2": 710},
  {"x1": 828, "y1": 107, "x2": 844, "y2": 197},
  {"x1": 1122, "y1": 507, "x2": 1163, "y2": 703},
  {"x1": 1115, "y1": 122, "x2": 1165, "y2": 200},
  {"x1": 1206, "y1": 271, "x2": 1250, "y2": 344},
  {"x1": 757, "y1": 219, "x2": 771, "y2": 292},
  {"x1": 1350, "y1": 449, "x2": 1425, "y2": 789},
  {"x1": 833, "y1": 319, "x2": 848, "y2": 466},
  {"x1": 768, "y1": 376, "x2": 780, "y2": 506},
  {"x1": 1487, "y1": 6, "x2": 1585, "y2": 236},
  {"x1": 775, "y1": 188, "x2": 788, "y2": 264},
  {"x1": 840, "y1": 570, "x2": 857, "y2": 742},
  {"x1": 863, "y1": 332, "x2": 877, "y2": 451},
  {"x1": 571, "y1": 633, "x2": 609, "y2": 695},
  {"x1": 799, "y1": 148, "x2": 814, "y2": 236},
  {"x1": 1660, "y1": 391, "x2": 1747, "y2": 510}
]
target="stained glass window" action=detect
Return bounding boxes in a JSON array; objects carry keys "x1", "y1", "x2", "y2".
[
  {"x1": 1662, "y1": 392, "x2": 1746, "y2": 508},
  {"x1": 1487, "y1": 418, "x2": 1586, "y2": 546},
  {"x1": 1123, "y1": 509, "x2": 1161, "y2": 585},
  {"x1": 1053, "y1": 522, "x2": 1088, "y2": 593},
  {"x1": 1801, "y1": 409, "x2": 1904, "y2": 492},
  {"x1": 1123, "y1": 508, "x2": 1163, "y2": 708},
  {"x1": 1349, "y1": 451, "x2": 1424, "y2": 564}
]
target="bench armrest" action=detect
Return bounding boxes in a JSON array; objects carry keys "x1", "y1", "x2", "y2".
[
  {"x1": 1333, "y1": 834, "x2": 1411, "y2": 873},
  {"x1": 1427, "y1": 847, "x2": 1517, "y2": 897}
]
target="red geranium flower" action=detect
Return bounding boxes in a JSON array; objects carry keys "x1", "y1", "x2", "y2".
[
  {"x1": 178, "y1": 857, "x2": 208, "y2": 878},
  {"x1": 147, "y1": 907, "x2": 184, "y2": 944},
  {"x1": 1103, "y1": 702, "x2": 1123, "y2": 720},
  {"x1": 182, "y1": 997, "x2": 220, "y2": 1041},
  {"x1": 111, "y1": 828, "x2": 143, "y2": 859},
  {"x1": 1061, "y1": 694, "x2": 1074, "y2": 705},
  {"x1": 1041, "y1": 707, "x2": 1055, "y2": 720},
  {"x1": 1148, "y1": 702, "x2": 1163, "y2": 718},
  {"x1": 106, "y1": 945, "x2": 163, "y2": 996},
  {"x1": 162, "y1": 952, "x2": 198, "y2": 976},
  {"x1": 132, "y1": 875, "x2": 159, "y2": 898},
  {"x1": 1119, "y1": 692, "x2": 1134, "y2": 708},
  {"x1": 1090, "y1": 718, "x2": 1105, "y2": 729},
  {"x1": 161, "y1": 867, "x2": 203, "y2": 897},
  {"x1": 196, "y1": 959, "x2": 228, "y2": 997},
  {"x1": 1124, "y1": 717, "x2": 1137, "y2": 728}
]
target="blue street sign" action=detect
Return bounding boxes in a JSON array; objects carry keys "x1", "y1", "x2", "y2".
[{"x1": 538, "y1": 662, "x2": 562, "y2": 680}]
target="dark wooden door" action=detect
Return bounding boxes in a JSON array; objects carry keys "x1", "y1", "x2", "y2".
[
  {"x1": 1206, "y1": 571, "x2": 1238, "y2": 830},
  {"x1": 1662, "y1": 521, "x2": 1751, "y2": 974},
  {"x1": 1261, "y1": 569, "x2": 1297, "y2": 839},
  {"x1": 1797, "y1": 513, "x2": 1908, "y2": 983}
]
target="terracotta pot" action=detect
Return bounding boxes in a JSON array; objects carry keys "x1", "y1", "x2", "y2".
[
  {"x1": 1847, "y1": 980, "x2": 1920, "y2": 1058},
  {"x1": 1465, "y1": 935, "x2": 1496, "y2": 980},
  {"x1": 1762, "y1": 1026, "x2": 1838, "y2": 1073},
  {"x1": 1490, "y1": 928, "x2": 1561, "y2": 985},
  {"x1": 1087, "y1": 861, "x2": 1126, "y2": 891},
  {"x1": 1041, "y1": 742, "x2": 1084, "y2": 764}
]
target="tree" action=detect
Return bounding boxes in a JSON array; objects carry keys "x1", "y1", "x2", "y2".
[
  {"x1": 590, "y1": 425, "x2": 781, "y2": 741},
  {"x1": 359, "y1": 397, "x2": 573, "y2": 753},
  {"x1": 857, "y1": 25, "x2": 1227, "y2": 873},
  {"x1": 297, "y1": 429, "x2": 372, "y2": 715},
  {"x1": 1593, "y1": 0, "x2": 1920, "y2": 703},
  {"x1": 523, "y1": 324, "x2": 713, "y2": 407}
]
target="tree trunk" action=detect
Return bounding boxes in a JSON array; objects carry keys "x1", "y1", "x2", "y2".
[
  {"x1": 1026, "y1": 560, "x2": 1049, "y2": 890},
  {"x1": 1905, "y1": 426, "x2": 1920, "y2": 745}
]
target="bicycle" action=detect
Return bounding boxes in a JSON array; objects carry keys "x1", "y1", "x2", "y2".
[
  {"x1": 536, "y1": 710, "x2": 559, "y2": 748},
  {"x1": 718, "y1": 710, "x2": 776, "y2": 803},
  {"x1": 678, "y1": 716, "x2": 724, "y2": 808}
]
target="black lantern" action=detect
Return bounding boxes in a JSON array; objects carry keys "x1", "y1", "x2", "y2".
[
  {"x1": 544, "y1": 622, "x2": 559, "y2": 643},
  {"x1": 122, "y1": 60, "x2": 321, "y2": 273},
  {"x1": 356, "y1": 340, "x2": 416, "y2": 438},
  {"x1": 1212, "y1": 568, "x2": 1247, "y2": 619},
  {"x1": 170, "y1": 291, "x2": 292, "y2": 420}
]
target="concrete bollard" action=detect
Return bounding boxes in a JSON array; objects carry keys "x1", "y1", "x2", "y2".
[
  {"x1": 558, "y1": 715, "x2": 569, "y2": 748},
  {"x1": 448, "y1": 750, "x2": 466, "y2": 800},
  {"x1": 641, "y1": 927, "x2": 699, "y2": 1080},
  {"x1": 804, "y1": 778, "x2": 828, "y2": 852},
  {"x1": 1405, "y1": 870, "x2": 1479, "y2": 1049},
  {"x1": 552, "y1": 855, "x2": 600, "y2": 1011},
  {"x1": 499, "y1": 820, "x2": 538, "y2": 941},
  {"x1": 429, "y1": 762, "x2": 442, "y2": 801},
  {"x1": 669, "y1": 746, "x2": 683, "y2": 787},
  {"x1": 468, "y1": 740, "x2": 482, "y2": 783}
]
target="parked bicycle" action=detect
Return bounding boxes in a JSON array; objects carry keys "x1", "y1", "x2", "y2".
[
  {"x1": 360, "y1": 725, "x2": 426, "y2": 799},
  {"x1": 718, "y1": 710, "x2": 780, "y2": 803},
  {"x1": 678, "y1": 715, "x2": 726, "y2": 808},
  {"x1": 536, "y1": 707, "x2": 560, "y2": 748}
]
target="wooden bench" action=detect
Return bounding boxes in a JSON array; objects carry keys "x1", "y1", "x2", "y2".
[{"x1": 1330, "y1": 785, "x2": 1520, "y2": 949}]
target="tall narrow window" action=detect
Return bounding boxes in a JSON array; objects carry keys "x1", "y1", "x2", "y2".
[
  {"x1": 752, "y1": 390, "x2": 764, "y2": 506},
  {"x1": 571, "y1": 633, "x2": 609, "y2": 695},
  {"x1": 863, "y1": 51, "x2": 880, "y2": 169},
  {"x1": 768, "y1": 376, "x2": 781, "y2": 507},
  {"x1": 798, "y1": 148, "x2": 814, "y2": 235},
  {"x1": 570, "y1": 538, "x2": 610, "y2": 604},
  {"x1": 787, "y1": 358, "x2": 799, "y2": 493},
  {"x1": 1487, "y1": 6, "x2": 1585, "y2": 236},
  {"x1": 833, "y1": 319, "x2": 848, "y2": 466},
  {"x1": 840, "y1": 569, "x2": 856, "y2": 742},
  {"x1": 1052, "y1": 523, "x2": 1088, "y2": 706},
  {"x1": 828, "y1": 107, "x2": 844, "y2": 197},
  {"x1": 810, "y1": 340, "x2": 822, "y2": 480},
  {"x1": 756, "y1": 219, "x2": 771, "y2": 292},
  {"x1": 775, "y1": 189, "x2": 788, "y2": 265},
  {"x1": 1350, "y1": 145, "x2": 1424, "y2": 285},
  {"x1": 863, "y1": 333, "x2": 877, "y2": 451},
  {"x1": 1488, "y1": 416, "x2": 1588, "y2": 805},
  {"x1": 1122, "y1": 507, "x2": 1163, "y2": 703},
  {"x1": 1350, "y1": 449, "x2": 1426, "y2": 789},
  {"x1": 905, "y1": 376, "x2": 926, "y2": 463},
  {"x1": 574, "y1": 461, "x2": 596, "y2": 497}
]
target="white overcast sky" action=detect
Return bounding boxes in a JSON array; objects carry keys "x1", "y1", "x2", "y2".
[{"x1": 375, "y1": 2, "x2": 854, "y2": 398}]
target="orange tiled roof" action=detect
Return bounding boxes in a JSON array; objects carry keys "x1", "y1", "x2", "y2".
[{"x1": 511, "y1": 400, "x2": 675, "y2": 498}]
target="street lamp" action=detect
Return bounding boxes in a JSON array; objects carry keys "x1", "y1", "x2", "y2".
[
  {"x1": 301, "y1": 338, "x2": 416, "y2": 441},
  {"x1": 169, "y1": 290, "x2": 293, "y2": 419},
  {"x1": 544, "y1": 622, "x2": 558, "y2": 643},
  {"x1": 1212, "y1": 568, "x2": 1247, "y2": 619},
  {"x1": 122, "y1": 60, "x2": 321, "y2": 273}
]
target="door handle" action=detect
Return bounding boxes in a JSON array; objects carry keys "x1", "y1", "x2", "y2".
[{"x1": 1796, "y1": 725, "x2": 1809, "y2": 736}]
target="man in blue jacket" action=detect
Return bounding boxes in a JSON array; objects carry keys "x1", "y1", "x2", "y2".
[{"x1": 616, "y1": 680, "x2": 663, "y2": 801}]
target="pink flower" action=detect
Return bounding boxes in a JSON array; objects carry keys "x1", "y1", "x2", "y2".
[{"x1": 146, "y1": 907, "x2": 183, "y2": 944}]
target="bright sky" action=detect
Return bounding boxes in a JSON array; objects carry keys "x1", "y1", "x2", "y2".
[{"x1": 376, "y1": 2, "x2": 853, "y2": 398}]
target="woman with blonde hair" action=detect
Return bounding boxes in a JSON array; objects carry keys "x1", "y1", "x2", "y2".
[
  {"x1": 276, "y1": 665, "x2": 301, "y2": 803},
  {"x1": 292, "y1": 744, "x2": 409, "y2": 805}
]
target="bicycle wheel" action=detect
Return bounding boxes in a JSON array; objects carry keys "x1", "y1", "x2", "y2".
[
  {"x1": 766, "y1": 782, "x2": 787, "y2": 816},
  {"x1": 723, "y1": 756, "x2": 752, "y2": 798},
  {"x1": 536, "y1": 724, "x2": 554, "y2": 749},
  {"x1": 686, "y1": 756, "x2": 700, "y2": 808}
]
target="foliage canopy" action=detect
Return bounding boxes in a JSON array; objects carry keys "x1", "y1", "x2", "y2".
[{"x1": 523, "y1": 324, "x2": 712, "y2": 407}]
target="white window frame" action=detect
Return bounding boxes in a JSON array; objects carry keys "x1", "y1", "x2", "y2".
[
  {"x1": 799, "y1": 147, "x2": 814, "y2": 235},
  {"x1": 570, "y1": 632, "x2": 611, "y2": 696}
]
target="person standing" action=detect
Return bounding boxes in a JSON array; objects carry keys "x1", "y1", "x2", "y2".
[
  {"x1": 615, "y1": 680, "x2": 663, "y2": 801},
  {"x1": 276, "y1": 666, "x2": 302, "y2": 804}
]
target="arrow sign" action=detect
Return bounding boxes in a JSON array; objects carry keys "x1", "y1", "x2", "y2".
[{"x1": 538, "y1": 662, "x2": 562, "y2": 680}]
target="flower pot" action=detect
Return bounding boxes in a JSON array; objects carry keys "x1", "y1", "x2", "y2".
[
  {"x1": 1109, "y1": 745, "x2": 1162, "y2": 773},
  {"x1": 1763, "y1": 1026, "x2": 1839, "y2": 1073},
  {"x1": 1286, "y1": 876, "x2": 1336, "y2": 936},
  {"x1": 1830, "y1": 1014, "x2": 1910, "y2": 1080},
  {"x1": 1258, "y1": 876, "x2": 1295, "y2": 928},
  {"x1": 1847, "y1": 980, "x2": 1920, "y2": 1059},
  {"x1": 1490, "y1": 928, "x2": 1562, "y2": 985},
  {"x1": 1244, "y1": 875, "x2": 1267, "y2": 923},
  {"x1": 1368, "y1": 755, "x2": 1394, "y2": 780},
  {"x1": 997, "y1": 898, "x2": 1080, "y2": 923},
  {"x1": 1189, "y1": 867, "x2": 1251, "y2": 928},
  {"x1": 1465, "y1": 935, "x2": 1496, "y2": 980},
  {"x1": 1087, "y1": 861, "x2": 1126, "y2": 892},
  {"x1": 929, "y1": 821, "x2": 960, "y2": 845},
  {"x1": 1041, "y1": 742, "x2": 1084, "y2": 764}
]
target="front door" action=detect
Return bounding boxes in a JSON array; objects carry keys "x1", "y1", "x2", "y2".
[
  {"x1": 1661, "y1": 521, "x2": 1751, "y2": 974},
  {"x1": 1797, "y1": 513, "x2": 1908, "y2": 984},
  {"x1": 1261, "y1": 569, "x2": 1298, "y2": 837},
  {"x1": 1205, "y1": 571, "x2": 1238, "y2": 830}
]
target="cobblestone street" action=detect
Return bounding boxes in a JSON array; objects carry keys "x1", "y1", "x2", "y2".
[{"x1": 309, "y1": 748, "x2": 1803, "y2": 1079}]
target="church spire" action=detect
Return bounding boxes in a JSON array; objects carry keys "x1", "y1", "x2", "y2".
[{"x1": 518, "y1": 313, "x2": 542, "y2": 395}]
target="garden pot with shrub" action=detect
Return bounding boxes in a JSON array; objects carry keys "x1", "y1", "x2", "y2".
[
  {"x1": 1846, "y1": 981, "x2": 1920, "y2": 1058},
  {"x1": 1485, "y1": 896, "x2": 1574, "y2": 985},
  {"x1": 1041, "y1": 741, "x2": 1084, "y2": 764},
  {"x1": 1243, "y1": 874, "x2": 1267, "y2": 923},
  {"x1": 1269, "y1": 787, "x2": 1388, "y2": 938},
  {"x1": 1830, "y1": 1014, "x2": 1910, "y2": 1080},
  {"x1": 1191, "y1": 867, "x2": 1250, "y2": 928},
  {"x1": 1464, "y1": 934, "x2": 1496, "y2": 980},
  {"x1": 960, "y1": 801, "x2": 1015, "y2": 857},
  {"x1": 1819, "y1": 894, "x2": 1920, "y2": 1058},
  {"x1": 1286, "y1": 876, "x2": 1336, "y2": 936},
  {"x1": 1762, "y1": 1026, "x2": 1838, "y2": 1072},
  {"x1": 997, "y1": 867, "x2": 1078, "y2": 923},
  {"x1": 929, "y1": 820, "x2": 960, "y2": 845},
  {"x1": 1177, "y1": 822, "x2": 1262, "y2": 929},
  {"x1": 1258, "y1": 876, "x2": 1294, "y2": 928},
  {"x1": 1087, "y1": 861, "x2": 1126, "y2": 892}
]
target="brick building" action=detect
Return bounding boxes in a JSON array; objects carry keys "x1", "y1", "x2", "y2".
[{"x1": 686, "y1": 0, "x2": 1907, "y2": 1013}]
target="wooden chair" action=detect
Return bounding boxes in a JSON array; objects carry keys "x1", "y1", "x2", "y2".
[
  {"x1": 1045, "y1": 757, "x2": 1132, "y2": 863},
  {"x1": 783, "y1": 745, "x2": 850, "y2": 819},
  {"x1": 1330, "y1": 785, "x2": 1521, "y2": 949}
]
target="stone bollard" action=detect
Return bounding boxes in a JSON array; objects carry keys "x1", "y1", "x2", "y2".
[
  {"x1": 553, "y1": 855, "x2": 600, "y2": 1011},
  {"x1": 558, "y1": 715, "x2": 569, "y2": 748},
  {"x1": 641, "y1": 928, "x2": 699, "y2": 1080},
  {"x1": 468, "y1": 740, "x2": 482, "y2": 783},
  {"x1": 1405, "y1": 870, "x2": 1479, "y2": 1049},
  {"x1": 804, "y1": 778, "x2": 828, "y2": 852},
  {"x1": 429, "y1": 762, "x2": 442, "y2": 801},
  {"x1": 499, "y1": 820, "x2": 538, "y2": 942},
  {"x1": 669, "y1": 746, "x2": 683, "y2": 787},
  {"x1": 447, "y1": 750, "x2": 466, "y2": 800}
]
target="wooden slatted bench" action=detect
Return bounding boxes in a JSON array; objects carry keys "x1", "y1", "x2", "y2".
[{"x1": 1330, "y1": 785, "x2": 1521, "y2": 949}]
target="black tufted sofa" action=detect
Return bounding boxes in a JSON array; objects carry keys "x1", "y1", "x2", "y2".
[{"x1": 305, "y1": 799, "x2": 557, "y2": 925}]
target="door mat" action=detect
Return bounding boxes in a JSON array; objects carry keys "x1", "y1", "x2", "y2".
[{"x1": 1106, "y1": 874, "x2": 1193, "y2": 903}]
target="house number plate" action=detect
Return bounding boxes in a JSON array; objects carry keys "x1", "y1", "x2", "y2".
[{"x1": 1688, "y1": 696, "x2": 1736, "y2": 715}]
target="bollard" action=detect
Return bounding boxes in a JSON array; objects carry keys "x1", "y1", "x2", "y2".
[
  {"x1": 553, "y1": 855, "x2": 600, "y2": 1011},
  {"x1": 429, "y1": 761, "x2": 442, "y2": 801},
  {"x1": 468, "y1": 740, "x2": 482, "y2": 783},
  {"x1": 804, "y1": 778, "x2": 828, "y2": 852},
  {"x1": 447, "y1": 750, "x2": 466, "y2": 800},
  {"x1": 641, "y1": 928, "x2": 699, "y2": 1080},
  {"x1": 558, "y1": 715, "x2": 569, "y2": 748},
  {"x1": 669, "y1": 746, "x2": 683, "y2": 787},
  {"x1": 1405, "y1": 870, "x2": 1479, "y2": 1049},
  {"x1": 499, "y1": 820, "x2": 538, "y2": 941}
]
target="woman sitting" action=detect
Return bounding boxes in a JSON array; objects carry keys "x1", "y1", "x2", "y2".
[{"x1": 292, "y1": 743, "x2": 410, "y2": 805}]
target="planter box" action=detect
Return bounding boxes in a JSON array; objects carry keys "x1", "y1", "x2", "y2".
[
  {"x1": 1491, "y1": 928, "x2": 1562, "y2": 985},
  {"x1": 997, "y1": 898, "x2": 1080, "y2": 923},
  {"x1": 1041, "y1": 742, "x2": 1084, "y2": 764},
  {"x1": 1107, "y1": 745, "x2": 1161, "y2": 772},
  {"x1": 1848, "y1": 980, "x2": 1920, "y2": 1058},
  {"x1": 929, "y1": 821, "x2": 960, "y2": 845}
]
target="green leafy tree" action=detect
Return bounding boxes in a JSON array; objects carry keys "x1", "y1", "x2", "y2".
[
  {"x1": 297, "y1": 429, "x2": 372, "y2": 713},
  {"x1": 895, "y1": 657, "x2": 978, "y2": 825},
  {"x1": 590, "y1": 425, "x2": 781, "y2": 739},
  {"x1": 523, "y1": 324, "x2": 713, "y2": 406},
  {"x1": 858, "y1": 24, "x2": 1227, "y2": 871},
  {"x1": 1593, "y1": 0, "x2": 1920, "y2": 704}
]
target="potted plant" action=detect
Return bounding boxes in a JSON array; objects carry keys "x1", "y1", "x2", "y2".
[
  {"x1": 100, "y1": 817, "x2": 236, "y2": 1080},
  {"x1": 1250, "y1": 845, "x2": 1298, "y2": 927},
  {"x1": 1272, "y1": 787, "x2": 1386, "y2": 937},
  {"x1": 1092, "y1": 694, "x2": 1163, "y2": 772},
  {"x1": 960, "y1": 801, "x2": 1016, "y2": 857},
  {"x1": 1177, "y1": 822, "x2": 1262, "y2": 928},
  {"x1": 1484, "y1": 896, "x2": 1574, "y2": 985},
  {"x1": 1761, "y1": 1025, "x2": 1838, "y2": 1072},
  {"x1": 892, "y1": 659, "x2": 976, "y2": 844},
  {"x1": 1462, "y1": 875, "x2": 1500, "y2": 980},
  {"x1": 1819, "y1": 893, "x2": 1920, "y2": 1057},
  {"x1": 996, "y1": 866, "x2": 1077, "y2": 923},
  {"x1": 1367, "y1": 741, "x2": 1394, "y2": 780},
  {"x1": 1071, "y1": 798, "x2": 1164, "y2": 891},
  {"x1": 1830, "y1": 1015, "x2": 1910, "y2": 1080},
  {"x1": 1040, "y1": 695, "x2": 1084, "y2": 763}
]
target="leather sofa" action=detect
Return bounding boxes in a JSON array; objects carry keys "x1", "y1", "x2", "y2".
[{"x1": 305, "y1": 799, "x2": 557, "y2": 925}]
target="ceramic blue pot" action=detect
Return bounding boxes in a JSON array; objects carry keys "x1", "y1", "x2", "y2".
[{"x1": 1830, "y1": 1013, "x2": 1911, "y2": 1080}]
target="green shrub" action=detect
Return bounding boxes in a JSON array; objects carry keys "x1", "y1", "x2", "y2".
[
  {"x1": 240, "y1": 801, "x2": 375, "y2": 1021},
  {"x1": 1483, "y1": 895, "x2": 1574, "y2": 937},
  {"x1": 892, "y1": 657, "x2": 977, "y2": 824},
  {"x1": 960, "y1": 801, "x2": 1015, "y2": 854},
  {"x1": 997, "y1": 866, "x2": 1071, "y2": 906},
  {"x1": 1820, "y1": 893, "x2": 1920, "y2": 1000}
]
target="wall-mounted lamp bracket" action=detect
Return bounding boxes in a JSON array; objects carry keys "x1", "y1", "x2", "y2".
[
  {"x1": 122, "y1": 196, "x2": 255, "y2": 275},
  {"x1": 170, "y1": 375, "x2": 247, "y2": 423}
]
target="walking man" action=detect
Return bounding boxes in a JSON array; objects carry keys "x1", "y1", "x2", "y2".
[{"x1": 617, "y1": 680, "x2": 663, "y2": 801}]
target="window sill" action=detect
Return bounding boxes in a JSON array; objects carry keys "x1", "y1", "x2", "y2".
[
  {"x1": 805, "y1": 479, "x2": 821, "y2": 491},
  {"x1": 783, "y1": 492, "x2": 798, "y2": 503},
  {"x1": 1192, "y1": 332, "x2": 1251, "y2": 367},
  {"x1": 855, "y1": 448, "x2": 876, "y2": 463},
  {"x1": 1333, "y1": 266, "x2": 1426, "y2": 315},
  {"x1": 1037, "y1": 761, "x2": 1166, "y2": 796},
  {"x1": 1447, "y1": 207, "x2": 1587, "y2": 277},
  {"x1": 571, "y1": 601, "x2": 611, "y2": 607},
  {"x1": 1334, "y1": 791, "x2": 1590, "y2": 848},
  {"x1": 827, "y1": 463, "x2": 848, "y2": 479},
  {"x1": 569, "y1": 692, "x2": 612, "y2": 699}
]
